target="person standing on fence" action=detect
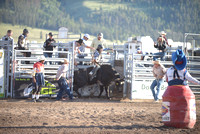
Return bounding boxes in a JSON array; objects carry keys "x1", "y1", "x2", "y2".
[
  {"x1": 78, "y1": 34, "x2": 95, "y2": 65},
  {"x1": 73, "y1": 39, "x2": 83, "y2": 65},
  {"x1": 2, "y1": 30, "x2": 13, "y2": 42},
  {"x1": 166, "y1": 49, "x2": 200, "y2": 86},
  {"x1": 56, "y1": 59, "x2": 74, "y2": 100},
  {"x1": 150, "y1": 60, "x2": 166, "y2": 102},
  {"x1": 91, "y1": 33, "x2": 112, "y2": 52},
  {"x1": 1, "y1": 30, "x2": 13, "y2": 49},
  {"x1": 32, "y1": 56, "x2": 46, "y2": 103},
  {"x1": 17, "y1": 29, "x2": 31, "y2": 64},
  {"x1": 43, "y1": 32, "x2": 56, "y2": 64}
]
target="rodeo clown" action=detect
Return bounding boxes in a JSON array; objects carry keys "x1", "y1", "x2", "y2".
[
  {"x1": 166, "y1": 49, "x2": 200, "y2": 86},
  {"x1": 32, "y1": 55, "x2": 46, "y2": 102}
]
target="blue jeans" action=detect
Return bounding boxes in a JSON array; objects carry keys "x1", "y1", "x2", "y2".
[
  {"x1": 57, "y1": 77, "x2": 73, "y2": 100},
  {"x1": 44, "y1": 53, "x2": 52, "y2": 64},
  {"x1": 153, "y1": 52, "x2": 166, "y2": 61},
  {"x1": 150, "y1": 79, "x2": 163, "y2": 101}
]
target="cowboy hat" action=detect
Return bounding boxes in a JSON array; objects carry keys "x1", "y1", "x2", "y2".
[
  {"x1": 172, "y1": 49, "x2": 187, "y2": 70},
  {"x1": 38, "y1": 55, "x2": 46, "y2": 61},
  {"x1": 49, "y1": 32, "x2": 53, "y2": 36},
  {"x1": 158, "y1": 31, "x2": 167, "y2": 35},
  {"x1": 63, "y1": 59, "x2": 68, "y2": 64},
  {"x1": 76, "y1": 39, "x2": 83, "y2": 45},
  {"x1": 153, "y1": 60, "x2": 160, "y2": 65}
]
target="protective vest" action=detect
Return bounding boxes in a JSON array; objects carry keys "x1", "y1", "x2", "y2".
[{"x1": 167, "y1": 66, "x2": 187, "y2": 86}]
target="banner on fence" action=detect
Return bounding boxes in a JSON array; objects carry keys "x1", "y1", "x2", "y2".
[
  {"x1": 14, "y1": 78, "x2": 59, "y2": 98},
  {"x1": 132, "y1": 81, "x2": 168, "y2": 99},
  {"x1": 0, "y1": 50, "x2": 4, "y2": 98}
]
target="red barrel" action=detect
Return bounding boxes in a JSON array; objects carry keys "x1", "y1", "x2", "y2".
[{"x1": 162, "y1": 85, "x2": 196, "y2": 128}]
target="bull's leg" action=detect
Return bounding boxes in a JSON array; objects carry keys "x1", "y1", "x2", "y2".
[
  {"x1": 105, "y1": 86, "x2": 110, "y2": 99},
  {"x1": 74, "y1": 86, "x2": 81, "y2": 98},
  {"x1": 98, "y1": 86, "x2": 104, "y2": 98}
]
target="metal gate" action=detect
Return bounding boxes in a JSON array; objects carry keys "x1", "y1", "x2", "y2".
[
  {"x1": 13, "y1": 42, "x2": 75, "y2": 98},
  {"x1": 0, "y1": 40, "x2": 15, "y2": 98}
]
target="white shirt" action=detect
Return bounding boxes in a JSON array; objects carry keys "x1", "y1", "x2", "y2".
[
  {"x1": 56, "y1": 64, "x2": 69, "y2": 80},
  {"x1": 166, "y1": 66, "x2": 200, "y2": 85}
]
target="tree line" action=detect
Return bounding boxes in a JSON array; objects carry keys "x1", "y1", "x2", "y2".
[{"x1": 0, "y1": 0, "x2": 199, "y2": 42}]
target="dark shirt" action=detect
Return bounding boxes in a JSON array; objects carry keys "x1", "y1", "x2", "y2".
[
  {"x1": 44, "y1": 38, "x2": 56, "y2": 51},
  {"x1": 154, "y1": 40, "x2": 166, "y2": 51},
  {"x1": 163, "y1": 36, "x2": 169, "y2": 46},
  {"x1": 17, "y1": 34, "x2": 26, "y2": 49}
]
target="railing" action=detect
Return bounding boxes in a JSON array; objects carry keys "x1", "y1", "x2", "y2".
[
  {"x1": 113, "y1": 43, "x2": 200, "y2": 99},
  {"x1": 0, "y1": 40, "x2": 15, "y2": 98}
]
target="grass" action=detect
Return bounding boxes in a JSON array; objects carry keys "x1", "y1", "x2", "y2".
[
  {"x1": 0, "y1": 23, "x2": 59, "y2": 43},
  {"x1": 83, "y1": 0, "x2": 127, "y2": 12},
  {"x1": 0, "y1": 23, "x2": 116, "y2": 45}
]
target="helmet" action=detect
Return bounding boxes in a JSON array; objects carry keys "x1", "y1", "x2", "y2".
[
  {"x1": 23, "y1": 29, "x2": 29, "y2": 34},
  {"x1": 97, "y1": 44, "x2": 103, "y2": 50}
]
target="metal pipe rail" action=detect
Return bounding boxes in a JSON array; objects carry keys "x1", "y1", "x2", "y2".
[{"x1": 0, "y1": 40, "x2": 15, "y2": 98}]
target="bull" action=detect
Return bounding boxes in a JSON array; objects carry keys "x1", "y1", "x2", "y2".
[{"x1": 73, "y1": 65, "x2": 124, "y2": 99}]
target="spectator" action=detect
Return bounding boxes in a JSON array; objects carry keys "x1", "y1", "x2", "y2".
[
  {"x1": 2, "y1": 30, "x2": 13, "y2": 42},
  {"x1": 150, "y1": 60, "x2": 166, "y2": 102},
  {"x1": 158, "y1": 31, "x2": 171, "y2": 47},
  {"x1": 1, "y1": 30, "x2": 13, "y2": 49},
  {"x1": 43, "y1": 32, "x2": 56, "y2": 64},
  {"x1": 91, "y1": 33, "x2": 112, "y2": 52},
  {"x1": 153, "y1": 36, "x2": 167, "y2": 61},
  {"x1": 78, "y1": 34, "x2": 95, "y2": 65},
  {"x1": 17, "y1": 29, "x2": 31, "y2": 64},
  {"x1": 89, "y1": 45, "x2": 103, "y2": 81},
  {"x1": 134, "y1": 47, "x2": 144, "y2": 60},
  {"x1": 56, "y1": 59, "x2": 73, "y2": 100},
  {"x1": 32, "y1": 55, "x2": 46, "y2": 103},
  {"x1": 166, "y1": 49, "x2": 200, "y2": 86},
  {"x1": 58, "y1": 39, "x2": 83, "y2": 65}
]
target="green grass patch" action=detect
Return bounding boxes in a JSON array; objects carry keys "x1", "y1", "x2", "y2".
[{"x1": 83, "y1": 0, "x2": 126, "y2": 12}]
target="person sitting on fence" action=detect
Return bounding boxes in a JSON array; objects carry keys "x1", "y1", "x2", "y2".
[
  {"x1": 78, "y1": 34, "x2": 95, "y2": 65},
  {"x1": 150, "y1": 60, "x2": 166, "y2": 102},
  {"x1": 153, "y1": 36, "x2": 167, "y2": 61},
  {"x1": 158, "y1": 31, "x2": 171, "y2": 47},
  {"x1": 1, "y1": 30, "x2": 13, "y2": 49},
  {"x1": 17, "y1": 29, "x2": 31, "y2": 64},
  {"x1": 166, "y1": 49, "x2": 200, "y2": 86},
  {"x1": 89, "y1": 45, "x2": 103, "y2": 81},
  {"x1": 56, "y1": 59, "x2": 74, "y2": 101},
  {"x1": 32, "y1": 55, "x2": 46, "y2": 103},
  {"x1": 43, "y1": 32, "x2": 56, "y2": 65}
]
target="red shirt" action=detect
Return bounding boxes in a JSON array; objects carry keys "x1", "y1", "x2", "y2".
[{"x1": 33, "y1": 62, "x2": 44, "y2": 73}]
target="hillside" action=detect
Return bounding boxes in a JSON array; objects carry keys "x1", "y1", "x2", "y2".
[
  {"x1": 0, "y1": 0, "x2": 200, "y2": 43},
  {"x1": 0, "y1": 23, "x2": 58, "y2": 43}
]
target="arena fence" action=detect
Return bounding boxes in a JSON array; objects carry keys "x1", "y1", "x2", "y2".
[
  {"x1": 0, "y1": 40, "x2": 15, "y2": 98},
  {"x1": 113, "y1": 43, "x2": 200, "y2": 100},
  {"x1": 0, "y1": 39, "x2": 115, "y2": 98},
  {"x1": 1, "y1": 38, "x2": 199, "y2": 99}
]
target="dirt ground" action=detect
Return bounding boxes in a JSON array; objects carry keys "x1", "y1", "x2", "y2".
[{"x1": 0, "y1": 98, "x2": 199, "y2": 134}]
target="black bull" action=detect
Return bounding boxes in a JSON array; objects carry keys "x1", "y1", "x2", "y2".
[{"x1": 73, "y1": 65, "x2": 124, "y2": 99}]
